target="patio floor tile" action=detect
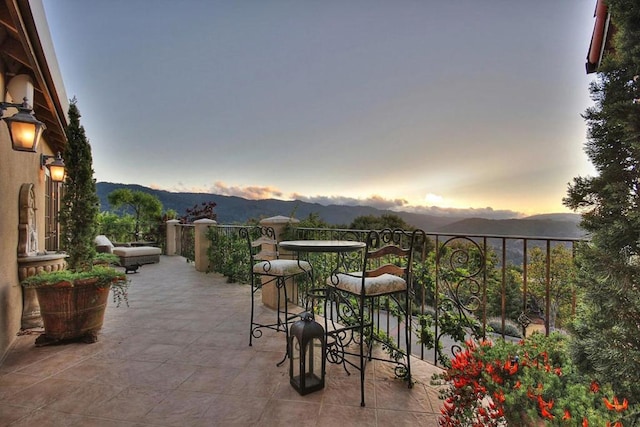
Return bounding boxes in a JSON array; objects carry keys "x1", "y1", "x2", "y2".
[{"x1": 0, "y1": 255, "x2": 444, "y2": 426}]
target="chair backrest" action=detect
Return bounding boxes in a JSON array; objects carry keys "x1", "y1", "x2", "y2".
[
  {"x1": 239, "y1": 225, "x2": 278, "y2": 264},
  {"x1": 362, "y1": 229, "x2": 426, "y2": 281}
]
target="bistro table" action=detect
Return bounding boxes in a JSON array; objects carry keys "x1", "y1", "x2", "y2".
[
  {"x1": 278, "y1": 239, "x2": 366, "y2": 305},
  {"x1": 279, "y1": 240, "x2": 365, "y2": 254}
]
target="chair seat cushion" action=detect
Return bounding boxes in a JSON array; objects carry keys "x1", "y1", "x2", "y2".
[
  {"x1": 328, "y1": 273, "x2": 407, "y2": 296},
  {"x1": 253, "y1": 259, "x2": 311, "y2": 276},
  {"x1": 112, "y1": 246, "x2": 162, "y2": 257}
]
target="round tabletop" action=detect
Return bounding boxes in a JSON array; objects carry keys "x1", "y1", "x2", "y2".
[{"x1": 279, "y1": 240, "x2": 365, "y2": 253}]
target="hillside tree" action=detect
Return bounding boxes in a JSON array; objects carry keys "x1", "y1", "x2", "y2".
[
  {"x1": 107, "y1": 188, "x2": 162, "y2": 240},
  {"x1": 526, "y1": 245, "x2": 576, "y2": 330},
  {"x1": 349, "y1": 213, "x2": 412, "y2": 230}
]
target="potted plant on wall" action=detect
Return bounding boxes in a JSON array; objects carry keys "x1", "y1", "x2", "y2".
[{"x1": 21, "y1": 99, "x2": 128, "y2": 346}]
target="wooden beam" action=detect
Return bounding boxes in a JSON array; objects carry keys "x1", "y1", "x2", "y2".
[
  {"x1": 0, "y1": 2, "x2": 17, "y2": 34},
  {"x1": 0, "y1": 36, "x2": 29, "y2": 68}
]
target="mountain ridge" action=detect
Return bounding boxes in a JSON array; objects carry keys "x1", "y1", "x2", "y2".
[{"x1": 96, "y1": 182, "x2": 585, "y2": 238}]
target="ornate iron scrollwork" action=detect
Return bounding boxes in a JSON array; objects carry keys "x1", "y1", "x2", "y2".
[{"x1": 436, "y1": 236, "x2": 486, "y2": 362}]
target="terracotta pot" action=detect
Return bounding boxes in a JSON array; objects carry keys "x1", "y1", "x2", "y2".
[{"x1": 34, "y1": 281, "x2": 110, "y2": 345}]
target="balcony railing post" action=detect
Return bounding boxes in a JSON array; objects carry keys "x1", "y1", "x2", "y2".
[
  {"x1": 194, "y1": 219, "x2": 217, "y2": 272},
  {"x1": 165, "y1": 219, "x2": 180, "y2": 256}
]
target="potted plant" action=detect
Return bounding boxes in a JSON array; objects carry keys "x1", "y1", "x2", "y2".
[{"x1": 20, "y1": 99, "x2": 128, "y2": 346}]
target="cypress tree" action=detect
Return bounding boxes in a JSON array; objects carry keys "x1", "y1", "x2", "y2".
[
  {"x1": 564, "y1": 0, "x2": 640, "y2": 401},
  {"x1": 58, "y1": 99, "x2": 99, "y2": 271}
]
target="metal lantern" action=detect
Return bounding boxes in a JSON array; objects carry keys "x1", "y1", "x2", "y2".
[
  {"x1": 2, "y1": 99, "x2": 46, "y2": 152},
  {"x1": 289, "y1": 312, "x2": 326, "y2": 395}
]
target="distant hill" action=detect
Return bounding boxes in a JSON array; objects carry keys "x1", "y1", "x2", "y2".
[{"x1": 96, "y1": 182, "x2": 584, "y2": 238}]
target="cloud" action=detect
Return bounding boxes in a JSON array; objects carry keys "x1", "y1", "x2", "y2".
[
  {"x1": 398, "y1": 205, "x2": 526, "y2": 220},
  {"x1": 292, "y1": 193, "x2": 525, "y2": 219},
  {"x1": 291, "y1": 193, "x2": 409, "y2": 210},
  {"x1": 209, "y1": 181, "x2": 284, "y2": 200},
  {"x1": 153, "y1": 182, "x2": 526, "y2": 220},
  {"x1": 156, "y1": 182, "x2": 210, "y2": 194}
]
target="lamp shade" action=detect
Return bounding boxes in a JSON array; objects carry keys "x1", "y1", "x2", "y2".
[
  {"x1": 47, "y1": 160, "x2": 65, "y2": 183},
  {"x1": 5, "y1": 106, "x2": 46, "y2": 152},
  {"x1": 42, "y1": 152, "x2": 66, "y2": 182}
]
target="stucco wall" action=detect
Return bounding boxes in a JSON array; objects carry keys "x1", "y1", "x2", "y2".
[
  {"x1": 0, "y1": 0, "x2": 68, "y2": 361},
  {"x1": 0, "y1": 121, "x2": 54, "y2": 359}
]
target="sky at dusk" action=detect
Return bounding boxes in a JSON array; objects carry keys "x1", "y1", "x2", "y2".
[{"x1": 42, "y1": 0, "x2": 598, "y2": 219}]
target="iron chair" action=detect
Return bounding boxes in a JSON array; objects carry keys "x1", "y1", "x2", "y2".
[
  {"x1": 240, "y1": 226, "x2": 312, "y2": 362},
  {"x1": 325, "y1": 228, "x2": 425, "y2": 406}
]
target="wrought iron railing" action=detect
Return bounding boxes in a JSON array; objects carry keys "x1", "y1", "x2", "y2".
[
  {"x1": 205, "y1": 224, "x2": 586, "y2": 366},
  {"x1": 176, "y1": 224, "x2": 195, "y2": 262}
]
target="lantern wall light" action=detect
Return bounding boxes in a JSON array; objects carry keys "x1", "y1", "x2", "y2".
[
  {"x1": 41, "y1": 152, "x2": 65, "y2": 182},
  {"x1": 1, "y1": 97, "x2": 46, "y2": 152}
]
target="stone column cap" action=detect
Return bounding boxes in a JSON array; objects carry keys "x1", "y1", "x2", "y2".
[
  {"x1": 193, "y1": 218, "x2": 217, "y2": 225},
  {"x1": 260, "y1": 215, "x2": 299, "y2": 225}
]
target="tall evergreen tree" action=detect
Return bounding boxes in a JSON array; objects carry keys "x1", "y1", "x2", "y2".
[
  {"x1": 563, "y1": 0, "x2": 640, "y2": 401},
  {"x1": 58, "y1": 99, "x2": 99, "y2": 271}
]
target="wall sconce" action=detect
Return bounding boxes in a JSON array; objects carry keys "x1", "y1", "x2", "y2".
[
  {"x1": 41, "y1": 152, "x2": 65, "y2": 182},
  {"x1": 1, "y1": 98, "x2": 46, "y2": 152}
]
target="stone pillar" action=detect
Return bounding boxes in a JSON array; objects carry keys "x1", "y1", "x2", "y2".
[
  {"x1": 259, "y1": 216, "x2": 300, "y2": 309},
  {"x1": 194, "y1": 219, "x2": 216, "y2": 272},
  {"x1": 165, "y1": 219, "x2": 180, "y2": 256}
]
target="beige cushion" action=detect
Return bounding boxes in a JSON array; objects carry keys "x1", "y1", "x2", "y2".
[
  {"x1": 112, "y1": 246, "x2": 162, "y2": 257},
  {"x1": 328, "y1": 273, "x2": 407, "y2": 296},
  {"x1": 95, "y1": 235, "x2": 114, "y2": 252},
  {"x1": 253, "y1": 259, "x2": 311, "y2": 276}
]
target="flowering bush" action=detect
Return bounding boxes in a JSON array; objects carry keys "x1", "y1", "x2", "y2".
[{"x1": 434, "y1": 333, "x2": 638, "y2": 426}]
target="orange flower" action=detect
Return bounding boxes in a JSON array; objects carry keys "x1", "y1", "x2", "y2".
[
  {"x1": 453, "y1": 377, "x2": 468, "y2": 389},
  {"x1": 554, "y1": 367, "x2": 562, "y2": 376},
  {"x1": 562, "y1": 409, "x2": 571, "y2": 420},
  {"x1": 537, "y1": 395, "x2": 553, "y2": 410},
  {"x1": 583, "y1": 418, "x2": 589, "y2": 427},
  {"x1": 504, "y1": 359, "x2": 518, "y2": 375},
  {"x1": 590, "y1": 381, "x2": 600, "y2": 393},
  {"x1": 514, "y1": 380, "x2": 521, "y2": 390},
  {"x1": 603, "y1": 396, "x2": 628, "y2": 412},
  {"x1": 541, "y1": 406, "x2": 555, "y2": 420}
]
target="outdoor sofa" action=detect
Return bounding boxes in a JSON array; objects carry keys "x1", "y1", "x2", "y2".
[{"x1": 95, "y1": 235, "x2": 161, "y2": 268}]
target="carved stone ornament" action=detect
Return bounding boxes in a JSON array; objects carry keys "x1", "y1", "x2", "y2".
[{"x1": 18, "y1": 183, "x2": 38, "y2": 256}]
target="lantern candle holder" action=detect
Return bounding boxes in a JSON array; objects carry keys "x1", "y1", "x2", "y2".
[{"x1": 288, "y1": 312, "x2": 326, "y2": 395}]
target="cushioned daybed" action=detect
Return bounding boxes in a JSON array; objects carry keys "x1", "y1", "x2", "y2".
[{"x1": 95, "y1": 235, "x2": 161, "y2": 268}]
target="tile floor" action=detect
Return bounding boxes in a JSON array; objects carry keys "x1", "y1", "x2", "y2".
[{"x1": 0, "y1": 256, "x2": 445, "y2": 426}]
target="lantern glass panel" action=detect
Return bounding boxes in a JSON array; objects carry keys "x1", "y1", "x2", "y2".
[
  {"x1": 48, "y1": 164, "x2": 65, "y2": 182},
  {"x1": 304, "y1": 337, "x2": 323, "y2": 388},
  {"x1": 290, "y1": 337, "x2": 301, "y2": 389},
  {"x1": 8, "y1": 120, "x2": 38, "y2": 151}
]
